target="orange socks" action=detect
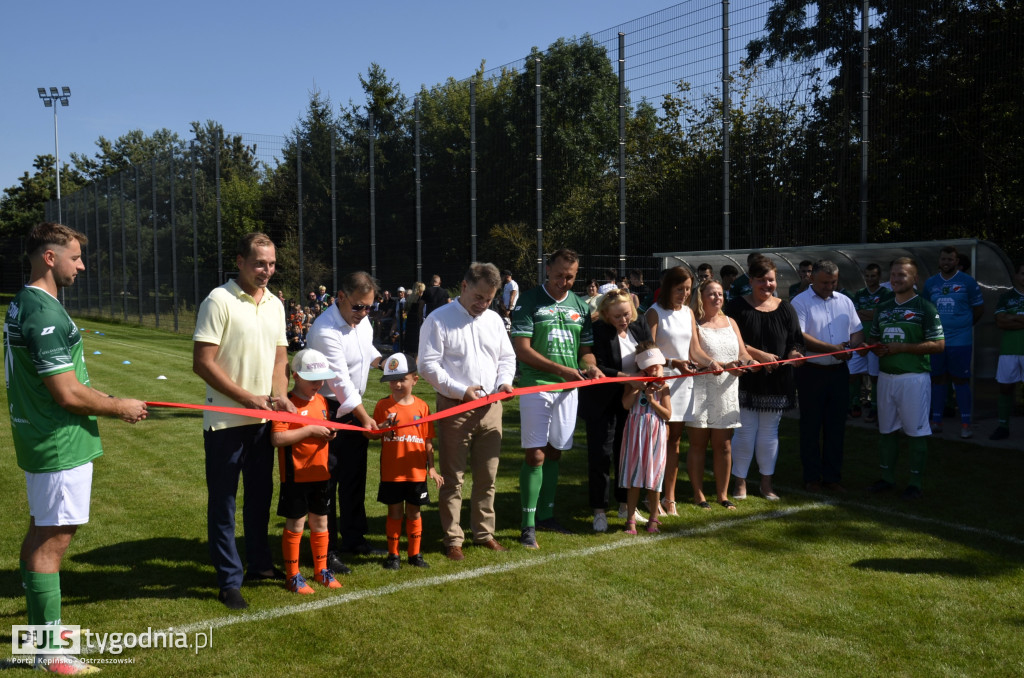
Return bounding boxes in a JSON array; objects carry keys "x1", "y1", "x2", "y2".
[
  {"x1": 386, "y1": 517, "x2": 402, "y2": 556},
  {"x1": 407, "y1": 517, "x2": 422, "y2": 557},
  {"x1": 282, "y1": 529, "x2": 303, "y2": 578},
  {"x1": 311, "y1": 530, "x2": 329, "y2": 574}
]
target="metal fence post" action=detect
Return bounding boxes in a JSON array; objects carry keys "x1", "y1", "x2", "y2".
[
  {"x1": 119, "y1": 172, "x2": 127, "y2": 321},
  {"x1": 170, "y1": 146, "x2": 179, "y2": 332},
  {"x1": 216, "y1": 129, "x2": 223, "y2": 284},
  {"x1": 722, "y1": 0, "x2": 731, "y2": 250},
  {"x1": 107, "y1": 175, "x2": 115, "y2": 315},
  {"x1": 298, "y1": 144, "x2": 304, "y2": 296},
  {"x1": 415, "y1": 97, "x2": 422, "y2": 282},
  {"x1": 470, "y1": 79, "x2": 477, "y2": 263},
  {"x1": 331, "y1": 130, "x2": 338, "y2": 293},
  {"x1": 94, "y1": 181, "x2": 101, "y2": 314},
  {"x1": 860, "y1": 0, "x2": 870, "y2": 244},
  {"x1": 152, "y1": 155, "x2": 159, "y2": 328},
  {"x1": 191, "y1": 141, "x2": 199, "y2": 309},
  {"x1": 535, "y1": 56, "x2": 543, "y2": 283},
  {"x1": 618, "y1": 32, "x2": 627, "y2": 276},
  {"x1": 369, "y1": 112, "x2": 376, "y2": 279},
  {"x1": 135, "y1": 165, "x2": 142, "y2": 325}
]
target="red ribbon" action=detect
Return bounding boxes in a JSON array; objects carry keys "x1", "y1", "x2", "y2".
[{"x1": 147, "y1": 344, "x2": 878, "y2": 433}]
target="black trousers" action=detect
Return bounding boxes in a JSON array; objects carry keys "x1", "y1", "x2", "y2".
[
  {"x1": 583, "y1": 399, "x2": 629, "y2": 510},
  {"x1": 325, "y1": 400, "x2": 371, "y2": 553},
  {"x1": 795, "y1": 363, "x2": 850, "y2": 484}
]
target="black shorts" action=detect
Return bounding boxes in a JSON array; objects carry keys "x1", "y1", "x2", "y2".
[
  {"x1": 377, "y1": 480, "x2": 429, "y2": 507},
  {"x1": 277, "y1": 480, "x2": 331, "y2": 519}
]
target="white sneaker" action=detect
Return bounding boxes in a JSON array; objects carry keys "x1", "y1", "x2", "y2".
[
  {"x1": 616, "y1": 506, "x2": 648, "y2": 524},
  {"x1": 593, "y1": 513, "x2": 608, "y2": 533},
  {"x1": 960, "y1": 425, "x2": 973, "y2": 439}
]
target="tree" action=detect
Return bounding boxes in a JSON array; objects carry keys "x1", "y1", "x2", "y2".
[{"x1": 748, "y1": 0, "x2": 1024, "y2": 256}]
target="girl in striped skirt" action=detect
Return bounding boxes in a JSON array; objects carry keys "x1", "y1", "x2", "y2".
[{"x1": 619, "y1": 341, "x2": 673, "y2": 534}]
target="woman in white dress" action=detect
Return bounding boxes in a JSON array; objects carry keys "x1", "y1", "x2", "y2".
[
  {"x1": 687, "y1": 279, "x2": 757, "y2": 509},
  {"x1": 645, "y1": 266, "x2": 719, "y2": 516}
]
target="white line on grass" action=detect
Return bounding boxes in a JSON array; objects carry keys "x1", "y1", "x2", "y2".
[
  {"x1": 82, "y1": 335, "x2": 191, "y2": 362},
  {"x1": 142, "y1": 503, "x2": 826, "y2": 642},
  {"x1": 800, "y1": 492, "x2": 1024, "y2": 547}
]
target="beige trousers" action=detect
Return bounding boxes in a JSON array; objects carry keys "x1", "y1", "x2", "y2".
[{"x1": 435, "y1": 394, "x2": 503, "y2": 547}]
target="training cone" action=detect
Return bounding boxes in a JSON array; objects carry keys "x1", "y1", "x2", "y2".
[
  {"x1": 93, "y1": 351, "x2": 102, "y2": 355},
  {"x1": 122, "y1": 361, "x2": 131, "y2": 365},
  {"x1": 156, "y1": 375, "x2": 167, "y2": 380}
]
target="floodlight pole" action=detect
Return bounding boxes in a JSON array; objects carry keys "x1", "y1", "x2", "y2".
[{"x1": 38, "y1": 86, "x2": 71, "y2": 223}]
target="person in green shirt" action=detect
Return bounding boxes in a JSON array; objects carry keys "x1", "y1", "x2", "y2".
[
  {"x1": 991, "y1": 261, "x2": 1024, "y2": 440},
  {"x1": 847, "y1": 263, "x2": 894, "y2": 421},
  {"x1": 5, "y1": 222, "x2": 148, "y2": 674},
  {"x1": 510, "y1": 249, "x2": 602, "y2": 548},
  {"x1": 867, "y1": 257, "x2": 944, "y2": 500}
]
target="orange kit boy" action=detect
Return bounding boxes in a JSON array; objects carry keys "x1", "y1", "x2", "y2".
[
  {"x1": 369, "y1": 353, "x2": 443, "y2": 570},
  {"x1": 270, "y1": 349, "x2": 344, "y2": 594}
]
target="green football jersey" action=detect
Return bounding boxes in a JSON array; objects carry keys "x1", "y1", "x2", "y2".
[
  {"x1": 4, "y1": 286, "x2": 102, "y2": 473},
  {"x1": 510, "y1": 286, "x2": 593, "y2": 388},
  {"x1": 994, "y1": 288, "x2": 1024, "y2": 355},
  {"x1": 868, "y1": 294, "x2": 944, "y2": 375},
  {"x1": 851, "y1": 285, "x2": 894, "y2": 311}
]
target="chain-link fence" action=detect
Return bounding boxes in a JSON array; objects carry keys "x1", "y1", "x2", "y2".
[{"x1": 39, "y1": 0, "x2": 1021, "y2": 332}]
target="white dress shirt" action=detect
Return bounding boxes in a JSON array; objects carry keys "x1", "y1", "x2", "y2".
[
  {"x1": 419, "y1": 299, "x2": 517, "y2": 400},
  {"x1": 306, "y1": 303, "x2": 382, "y2": 415},
  {"x1": 791, "y1": 288, "x2": 863, "y2": 365}
]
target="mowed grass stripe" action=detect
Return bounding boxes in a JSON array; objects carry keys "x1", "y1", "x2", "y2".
[{"x1": 139, "y1": 503, "x2": 829, "y2": 642}]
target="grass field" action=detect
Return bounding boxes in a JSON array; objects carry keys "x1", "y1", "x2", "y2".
[{"x1": 1, "y1": 314, "x2": 1023, "y2": 677}]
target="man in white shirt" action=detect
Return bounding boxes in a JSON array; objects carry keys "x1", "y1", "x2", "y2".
[
  {"x1": 791, "y1": 260, "x2": 864, "y2": 493},
  {"x1": 306, "y1": 272, "x2": 384, "y2": 572},
  {"x1": 420, "y1": 263, "x2": 517, "y2": 560},
  {"x1": 500, "y1": 270, "x2": 519, "y2": 329}
]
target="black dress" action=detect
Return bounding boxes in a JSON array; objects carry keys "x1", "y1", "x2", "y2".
[
  {"x1": 724, "y1": 296, "x2": 803, "y2": 412},
  {"x1": 580, "y1": 316, "x2": 652, "y2": 509}
]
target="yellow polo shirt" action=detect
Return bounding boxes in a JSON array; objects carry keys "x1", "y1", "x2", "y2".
[{"x1": 193, "y1": 279, "x2": 287, "y2": 431}]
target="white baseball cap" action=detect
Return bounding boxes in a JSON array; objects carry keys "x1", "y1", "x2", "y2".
[
  {"x1": 380, "y1": 352, "x2": 417, "y2": 382},
  {"x1": 397, "y1": 286, "x2": 406, "y2": 292},
  {"x1": 291, "y1": 349, "x2": 336, "y2": 380},
  {"x1": 636, "y1": 347, "x2": 666, "y2": 370}
]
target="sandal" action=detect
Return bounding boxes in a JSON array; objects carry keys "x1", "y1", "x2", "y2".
[
  {"x1": 646, "y1": 518, "x2": 661, "y2": 534},
  {"x1": 719, "y1": 499, "x2": 737, "y2": 510},
  {"x1": 660, "y1": 498, "x2": 679, "y2": 516},
  {"x1": 624, "y1": 519, "x2": 637, "y2": 535},
  {"x1": 696, "y1": 501, "x2": 711, "y2": 510}
]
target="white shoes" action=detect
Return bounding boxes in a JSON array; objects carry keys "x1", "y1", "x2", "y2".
[{"x1": 593, "y1": 512, "x2": 608, "y2": 533}]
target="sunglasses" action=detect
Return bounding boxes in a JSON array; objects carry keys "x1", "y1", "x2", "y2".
[{"x1": 349, "y1": 304, "x2": 372, "y2": 312}]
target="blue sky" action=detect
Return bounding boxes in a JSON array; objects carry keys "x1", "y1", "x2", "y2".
[{"x1": 1, "y1": 0, "x2": 674, "y2": 192}]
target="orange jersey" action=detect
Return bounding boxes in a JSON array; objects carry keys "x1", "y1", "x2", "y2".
[
  {"x1": 373, "y1": 395, "x2": 434, "y2": 483},
  {"x1": 273, "y1": 391, "x2": 330, "y2": 483}
]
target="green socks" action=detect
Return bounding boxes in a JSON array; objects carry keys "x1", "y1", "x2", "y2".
[
  {"x1": 879, "y1": 433, "x2": 899, "y2": 484},
  {"x1": 520, "y1": 462, "x2": 542, "y2": 528},
  {"x1": 998, "y1": 393, "x2": 1012, "y2": 427},
  {"x1": 907, "y1": 436, "x2": 928, "y2": 488},
  {"x1": 879, "y1": 433, "x2": 928, "y2": 488},
  {"x1": 24, "y1": 570, "x2": 61, "y2": 626},
  {"x1": 536, "y1": 459, "x2": 560, "y2": 522}
]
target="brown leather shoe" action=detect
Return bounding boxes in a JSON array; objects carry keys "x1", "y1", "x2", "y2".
[
  {"x1": 445, "y1": 545, "x2": 465, "y2": 561},
  {"x1": 822, "y1": 482, "x2": 847, "y2": 493},
  {"x1": 475, "y1": 538, "x2": 508, "y2": 552}
]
